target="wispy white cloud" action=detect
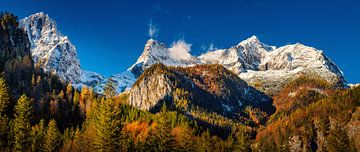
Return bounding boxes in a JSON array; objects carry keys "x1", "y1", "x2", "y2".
[
  {"x1": 168, "y1": 39, "x2": 192, "y2": 61},
  {"x1": 148, "y1": 19, "x2": 159, "y2": 38}
]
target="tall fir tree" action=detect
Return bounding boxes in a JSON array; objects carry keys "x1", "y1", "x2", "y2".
[
  {"x1": 0, "y1": 77, "x2": 10, "y2": 114},
  {"x1": 13, "y1": 94, "x2": 32, "y2": 152},
  {"x1": 93, "y1": 98, "x2": 123, "y2": 151},
  {"x1": 0, "y1": 77, "x2": 10, "y2": 149},
  {"x1": 146, "y1": 104, "x2": 176, "y2": 152},
  {"x1": 30, "y1": 119, "x2": 45, "y2": 152},
  {"x1": 44, "y1": 119, "x2": 61, "y2": 152}
]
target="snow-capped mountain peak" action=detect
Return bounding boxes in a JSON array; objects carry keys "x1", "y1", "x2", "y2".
[
  {"x1": 238, "y1": 35, "x2": 260, "y2": 45},
  {"x1": 20, "y1": 12, "x2": 82, "y2": 83},
  {"x1": 128, "y1": 39, "x2": 199, "y2": 77},
  {"x1": 237, "y1": 35, "x2": 275, "y2": 52}
]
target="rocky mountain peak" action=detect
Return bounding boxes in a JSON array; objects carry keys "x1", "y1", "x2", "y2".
[
  {"x1": 20, "y1": 12, "x2": 82, "y2": 83},
  {"x1": 238, "y1": 35, "x2": 260, "y2": 45},
  {"x1": 128, "y1": 39, "x2": 199, "y2": 77}
]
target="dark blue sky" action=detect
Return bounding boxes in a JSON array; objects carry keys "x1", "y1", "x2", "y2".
[{"x1": 1, "y1": 0, "x2": 359, "y2": 83}]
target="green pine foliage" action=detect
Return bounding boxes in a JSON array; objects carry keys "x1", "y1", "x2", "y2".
[
  {"x1": 31, "y1": 119, "x2": 45, "y2": 152},
  {"x1": 93, "y1": 98, "x2": 123, "y2": 151},
  {"x1": 0, "y1": 77, "x2": 10, "y2": 149},
  {"x1": 13, "y1": 94, "x2": 32, "y2": 152},
  {"x1": 44, "y1": 119, "x2": 61, "y2": 152},
  {"x1": 145, "y1": 105, "x2": 176, "y2": 152}
]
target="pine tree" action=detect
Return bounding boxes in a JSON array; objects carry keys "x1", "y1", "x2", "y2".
[
  {"x1": 146, "y1": 104, "x2": 176, "y2": 152},
  {"x1": 72, "y1": 127, "x2": 82, "y2": 151},
  {"x1": 103, "y1": 78, "x2": 117, "y2": 98},
  {"x1": 0, "y1": 77, "x2": 10, "y2": 149},
  {"x1": 13, "y1": 94, "x2": 32, "y2": 152},
  {"x1": 0, "y1": 77, "x2": 10, "y2": 114},
  {"x1": 79, "y1": 86, "x2": 89, "y2": 117},
  {"x1": 31, "y1": 119, "x2": 45, "y2": 152},
  {"x1": 93, "y1": 98, "x2": 122, "y2": 151},
  {"x1": 73, "y1": 89, "x2": 80, "y2": 106},
  {"x1": 43, "y1": 119, "x2": 61, "y2": 152}
]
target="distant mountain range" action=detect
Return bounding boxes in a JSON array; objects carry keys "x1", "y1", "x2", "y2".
[{"x1": 19, "y1": 12, "x2": 345, "y2": 95}]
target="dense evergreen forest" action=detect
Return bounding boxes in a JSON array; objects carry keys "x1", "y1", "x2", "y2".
[{"x1": 0, "y1": 12, "x2": 359, "y2": 152}]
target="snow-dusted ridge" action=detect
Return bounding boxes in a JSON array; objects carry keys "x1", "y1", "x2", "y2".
[{"x1": 20, "y1": 12, "x2": 346, "y2": 94}]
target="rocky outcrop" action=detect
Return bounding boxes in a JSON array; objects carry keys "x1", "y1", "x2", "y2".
[{"x1": 129, "y1": 72, "x2": 173, "y2": 111}]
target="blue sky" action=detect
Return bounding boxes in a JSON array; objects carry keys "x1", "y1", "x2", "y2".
[{"x1": 1, "y1": 0, "x2": 359, "y2": 83}]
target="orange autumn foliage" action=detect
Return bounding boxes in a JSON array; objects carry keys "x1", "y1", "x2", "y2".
[{"x1": 122, "y1": 121, "x2": 157, "y2": 142}]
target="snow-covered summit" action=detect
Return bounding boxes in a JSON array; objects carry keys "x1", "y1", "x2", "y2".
[
  {"x1": 128, "y1": 39, "x2": 199, "y2": 77},
  {"x1": 200, "y1": 37, "x2": 345, "y2": 94},
  {"x1": 199, "y1": 36, "x2": 275, "y2": 74},
  {"x1": 20, "y1": 12, "x2": 82, "y2": 83}
]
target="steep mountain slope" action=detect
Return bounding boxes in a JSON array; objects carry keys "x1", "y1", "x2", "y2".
[
  {"x1": 19, "y1": 12, "x2": 82, "y2": 83},
  {"x1": 255, "y1": 76, "x2": 359, "y2": 151},
  {"x1": 128, "y1": 63, "x2": 274, "y2": 120},
  {"x1": 0, "y1": 12, "x2": 33, "y2": 97},
  {"x1": 19, "y1": 12, "x2": 113, "y2": 92}
]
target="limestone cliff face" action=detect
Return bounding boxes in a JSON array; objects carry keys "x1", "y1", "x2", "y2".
[{"x1": 129, "y1": 73, "x2": 173, "y2": 111}]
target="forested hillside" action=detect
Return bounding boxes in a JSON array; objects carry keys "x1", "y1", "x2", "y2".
[{"x1": 0, "y1": 12, "x2": 359, "y2": 152}]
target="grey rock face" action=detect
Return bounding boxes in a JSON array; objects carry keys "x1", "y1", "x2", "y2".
[{"x1": 129, "y1": 74, "x2": 173, "y2": 110}]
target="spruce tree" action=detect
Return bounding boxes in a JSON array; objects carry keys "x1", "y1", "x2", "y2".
[
  {"x1": 93, "y1": 98, "x2": 122, "y2": 151},
  {"x1": 0, "y1": 77, "x2": 10, "y2": 149},
  {"x1": 13, "y1": 94, "x2": 32, "y2": 152},
  {"x1": 31, "y1": 119, "x2": 45, "y2": 152},
  {"x1": 44, "y1": 119, "x2": 61, "y2": 152},
  {"x1": 0, "y1": 77, "x2": 10, "y2": 114},
  {"x1": 146, "y1": 104, "x2": 176, "y2": 151}
]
